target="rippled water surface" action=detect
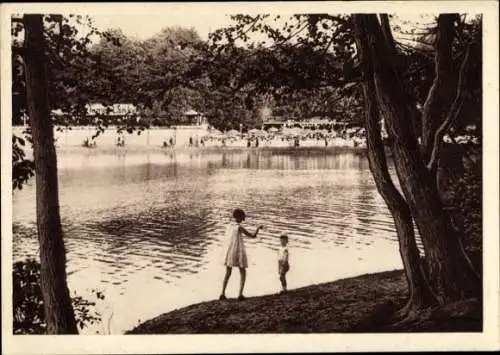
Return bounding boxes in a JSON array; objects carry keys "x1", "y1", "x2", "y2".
[{"x1": 12, "y1": 148, "x2": 404, "y2": 334}]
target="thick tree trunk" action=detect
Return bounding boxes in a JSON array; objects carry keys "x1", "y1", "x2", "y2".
[
  {"x1": 353, "y1": 18, "x2": 437, "y2": 312},
  {"x1": 362, "y1": 82, "x2": 438, "y2": 311},
  {"x1": 23, "y1": 14, "x2": 78, "y2": 334},
  {"x1": 363, "y1": 83, "x2": 436, "y2": 310},
  {"x1": 354, "y1": 14, "x2": 480, "y2": 303}
]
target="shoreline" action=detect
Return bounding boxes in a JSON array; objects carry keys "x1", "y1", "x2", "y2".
[
  {"x1": 18, "y1": 144, "x2": 371, "y2": 158},
  {"x1": 13, "y1": 125, "x2": 369, "y2": 153},
  {"x1": 126, "y1": 269, "x2": 481, "y2": 334},
  {"x1": 56, "y1": 144, "x2": 369, "y2": 153}
]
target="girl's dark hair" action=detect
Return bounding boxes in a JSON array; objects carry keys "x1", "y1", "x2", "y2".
[
  {"x1": 280, "y1": 234, "x2": 288, "y2": 241},
  {"x1": 233, "y1": 208, "x2": 246, "y2": 220}
]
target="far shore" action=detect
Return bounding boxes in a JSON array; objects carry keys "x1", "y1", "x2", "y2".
[
  {"x1": 127, "y1": 269, "x2": 481, "y2": 334},
  {"x1": 13, "y1": 125, "x2": 369, "y2": 153},
  {"x1": 18, "y1": 144, "x2": 371, "y2": 158},
  {"x1": 55, "y1": 144, "x2": 369, "y2": 153}
]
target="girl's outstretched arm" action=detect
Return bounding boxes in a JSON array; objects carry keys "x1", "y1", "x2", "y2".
[{"x1": 239, "y1": 225, "x2": 263, "y2": 238}]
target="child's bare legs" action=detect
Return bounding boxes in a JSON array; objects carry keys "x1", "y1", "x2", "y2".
[
  {"x1": 278, "y1": 261, "x2": 289, "y2": 293},
  {"x1": 279, "y1": 268, "x2": 287, "y2": 292},
  {"x1": 238, "y1": 267, "x2": 246, "y2": 299},
  {"x1": 220, "y1": 266, "x2": 232, "y2": 299}
]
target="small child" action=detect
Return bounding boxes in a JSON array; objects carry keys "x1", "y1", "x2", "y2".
[{"x1": 278, "y1": 234, "x2": 290, "y2": 294}]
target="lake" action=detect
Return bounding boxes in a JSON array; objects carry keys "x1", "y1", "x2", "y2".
[{"x1": 12, "y1": 147, "x2": 405, "y2": 334}]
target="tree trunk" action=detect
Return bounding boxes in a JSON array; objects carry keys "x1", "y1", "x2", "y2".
[
  {"x1": 421, "y1": 14, "x2": 459, "y2": 162},
  {"x1": 379, "y1": 14, "x2": 422, "y2": 140},
  {"x1": 353, "y1": 17, "x2": 438, "y2": 312},
  {"x1": 363, "y1": 82, "x2": 438, "y2": 312},
  {"x1": 354, "y1": 14, "x2": 480, "y2": 303},
  {"x1": 23, "y1": 14, "x2": 78, "y2": 334}
]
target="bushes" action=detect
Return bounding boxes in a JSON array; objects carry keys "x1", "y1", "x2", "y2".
[
  {"x1": 439, "y1": 146, "x2": 482, "y2": 274},
  {"x1": 448, "y1": 168, "x2": 482, "y2": 246},
  {"x1": 13, "y1": 259, "x2": 105, "y2": 334}
]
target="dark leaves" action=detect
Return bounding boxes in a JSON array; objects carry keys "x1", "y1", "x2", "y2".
[
  {"x1": 13, "y1": 259, "x2": 105, "y2": 334},
  {"x1": 12, "y1": 134, "x2": 35, "y2": 191}
]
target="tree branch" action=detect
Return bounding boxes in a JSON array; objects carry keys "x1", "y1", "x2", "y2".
[
  {"x1": 56, "y1": 16, "x2": 63, "y2": 55},
  {"x1": 11, "y1": 17, "x2": 25, "y2": 25},
  {"x1": 46, "y1": 46, "x2": 67, "y2": 69},
  {"x1": 380, "y1": 14, "x2": 396, "y2": 54},
  {"x1": 426, "y1": 43, "x2": 471, "y2": 173},
  {"x1": 321, "y1": 33, "x2": 336, "y2": 56},
  {"x1": 395, "y1": 39, "x2": 434, "y2": 57},
  {"x1": 276, "y1": 21, "x2": 309, "y2": 46},
  {"x1": 420, "y1": 14, "x2": 459, "y2": 161},
  {"x1": 237, "y1": 16, "x2": 261, "y2": 41},
  {"x1": 311, "y1": 14, "x2": 351, "y2": 27},
  {"x1": 12, "y1": 45, "x2": 28, "y2": 58}
]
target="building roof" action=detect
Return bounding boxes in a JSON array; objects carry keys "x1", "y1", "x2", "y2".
[
  {"x1": 85, "y1": 103, "x2": 137, "y2": 116},
  {"x1": 184, "y1": 109, "x2": 199, "y2": 116}
]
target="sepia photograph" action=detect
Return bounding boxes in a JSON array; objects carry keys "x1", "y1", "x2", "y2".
[{"x1": 1, "y1": 1, "x2": 499, "y2": 353}]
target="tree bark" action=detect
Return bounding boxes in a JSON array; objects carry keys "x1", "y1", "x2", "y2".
[
  {"x1": 23, "y1": 14, "x2": 78, "y2": 334},
  {"x1": 363, "y1": 83, "x2": 438, "y2": 312},
  {"x1": 379, "y1": 14, "x2": 422, "y2": 138},
  {"x1": 353, "y1": 17, "x2": 438, "y2": 312},
  {"x1": 353, "y1": 14, "x2": 479, "y2": 303},
  {"x1": 427, "y1": 43, "x2": 471, "y2": 176},
  {"x1": 421, "y1": 14, "x2": 459, "y2": 162}
]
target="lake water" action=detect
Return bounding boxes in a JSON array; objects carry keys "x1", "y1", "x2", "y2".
[{"x1": 12, "y1": 147, "x2": 404, "y2": 334}]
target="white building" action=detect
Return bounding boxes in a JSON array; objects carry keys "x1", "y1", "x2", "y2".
[{"x1": 85, "y1": 103, "x2": 138, "y2": 117}]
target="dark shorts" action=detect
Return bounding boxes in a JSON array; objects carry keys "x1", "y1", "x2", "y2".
[{"x1": 279, "y1": 262, "x2": 290, "y2": 274}]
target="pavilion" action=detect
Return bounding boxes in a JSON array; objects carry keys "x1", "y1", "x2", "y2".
[{"x1": 183, "y1": 109, "x2": 207, "y2": 126}]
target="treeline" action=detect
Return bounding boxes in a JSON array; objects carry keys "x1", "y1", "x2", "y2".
[
  {"x1": 13, "y1": 17, "x2": 373, "y2": 132},
  {"x1": 12, "y1": 21, "x2": 341, "y2": 132},
  {"x1": 11, "y1": 25, "x2": 252, "y2": 131}
]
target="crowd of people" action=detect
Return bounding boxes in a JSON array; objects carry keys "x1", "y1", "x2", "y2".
[
  {"x1": 188, "y1": 131, "x2": 367, "y2": 149},
  {"x1": 79, "y1": 128, "x2": 367, "y2": 149}
]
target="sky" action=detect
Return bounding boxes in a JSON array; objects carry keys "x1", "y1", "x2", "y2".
[
  {"x1": 88, "y1": 12, "x2": 237, "y2": 41},
  {"x1": 6, "y1": 2, "x2": 453, "y2": 43},
  {"x1": 8, "y1": 2, "x2": 478, "y2": 45},
  {"x1": 86, "y1": 12, "x2": 437, "y2": 45}
]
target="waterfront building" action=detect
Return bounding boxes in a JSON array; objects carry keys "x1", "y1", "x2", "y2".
[
  {"x1": 85, "y1": 103, "x2": 138, "y2": 120},
  {"x1": 261, "y1": 116, "x2": 347, "y2": 132},
  {"x1": 171, "y1": 109, "x2": 209, "y2": 147}
]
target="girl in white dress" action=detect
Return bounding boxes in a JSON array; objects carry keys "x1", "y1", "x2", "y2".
[{"x1": 219, "y1": 208, "x2": 263, "y2": 301}]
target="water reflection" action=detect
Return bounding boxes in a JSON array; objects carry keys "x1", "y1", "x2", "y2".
[{"x1": 12, "y1": 148, "x2": 403, "y2": 334}]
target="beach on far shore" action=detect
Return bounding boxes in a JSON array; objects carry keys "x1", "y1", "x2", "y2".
[{"x1": 13, "y1": 125, "x2": 367, "y2": 152}]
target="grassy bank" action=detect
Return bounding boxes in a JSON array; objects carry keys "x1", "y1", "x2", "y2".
[{"x1": 127, "y1": 270, "x2": 481, "y2": 334}]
